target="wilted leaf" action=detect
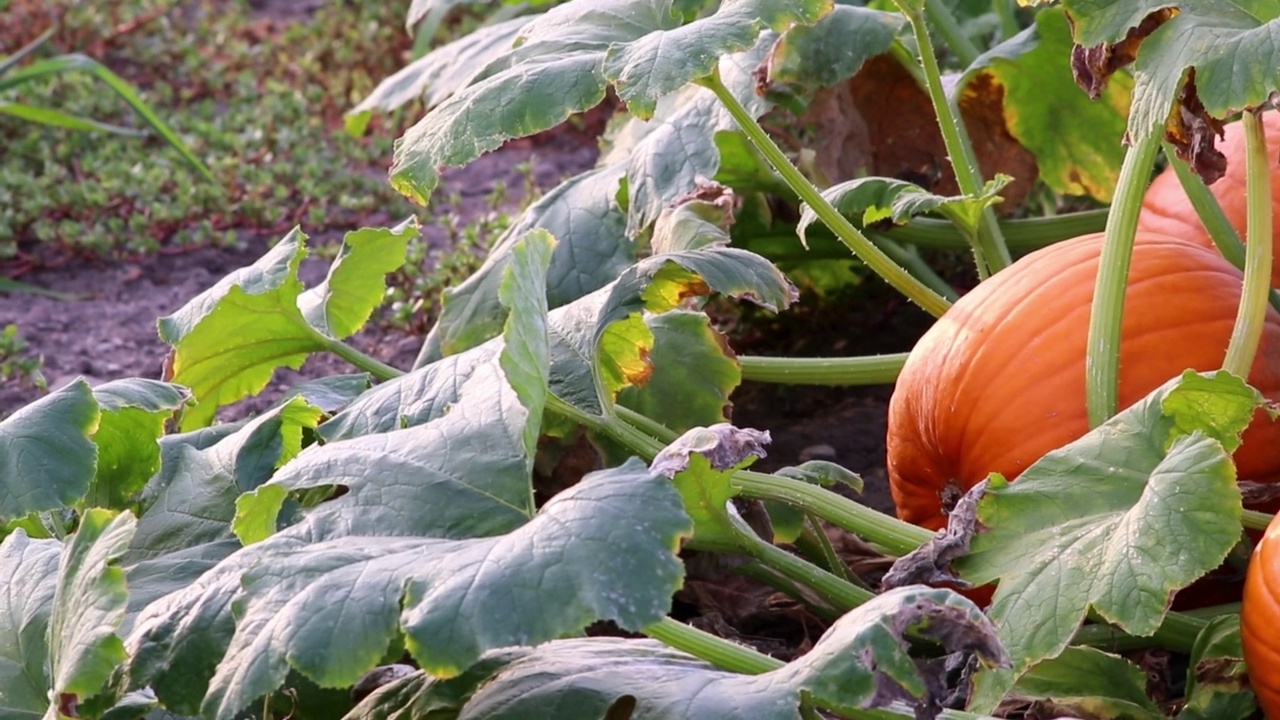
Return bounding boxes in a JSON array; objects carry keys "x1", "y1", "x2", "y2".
[
  {"x1": 960, "y1": 6, "x2": 1131, "y2": 201},
  {"x1": 617, "y1": 311, "x2": 740, "y2": 432},
  {"x1": 1179, "y1": 615, "x2": 1257, "y2": 720},
  {"x1": 1062, "y1": 1, "x2": 1280, "y2": 163}
]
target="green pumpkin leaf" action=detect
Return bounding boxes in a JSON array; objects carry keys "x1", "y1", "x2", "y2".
[
  {"x1": 126, "y1": 461, "x2": 691, "y2": 720},
  {"x1": 764, "y1": 5, "x2": 904, "y2": 88},
  {"x1": 417, "y1": 164, "x2": 633, "y2": 365},
  {"x1": 346, "y1": 16, "x2": 534, "y2": 135},
  {"x1": 650, "y1": 423, "x2": 770, "y2": 548},
  {"x1": 390, "y1": 0, "x2": 830, "y2": 204},
  {"x1": 349, "y1": 586, "x2": 1004, "y2": 719},
  {"x1": 48, "y1": 509, "x2": 136, "y2": 706},
  {"x1": 1009, "y1": 647, "x2": 1163, "y2": 720},
  {"x1": 1179, "y1": 615, "x2": 1257, "y2": 720},
  {"x1": 959, "y1": 371, "x2": 1255, "y2": 709},
  {"x1": 87, "y1": 379, "x2": 190, "y2": 511},
  {"x1": 127, "y1": 398, "x2": 324, "y2": 563},
  {"x1": 0, "y1": 530, "x2": 62, "y2": 719},
  {"x1": 798, "y1": 175, "x2": 1009, "y2": 246},
  {"x1": 159, "y1": 221, "x2": 417, "y2": 429},
  {"x1": 617, "y1": 311, "x2": 739, "y2": 432},
  {"x1": 0, "y1": 380, "x2": 99, "y2": 522},
  {"x1": 959, "y1": 6, "x2": 1130, "y2": 201}
]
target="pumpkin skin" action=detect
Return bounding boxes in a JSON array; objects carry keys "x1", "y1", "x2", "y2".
[
  {"x1": 1137, "y1": 111, "x2": 1280, "y2": 287},
  {"x1": 1244, "y1": 513, "x2": 1280, "y2": 718},
  {"x1": 886, "y1": 231, "x2": 1280, "y2": 530}
]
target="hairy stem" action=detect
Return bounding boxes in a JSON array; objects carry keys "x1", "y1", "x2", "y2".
[
  {"x1": 738, "y1": 354, "x2": 908, "y2": 385},
  {"x1": 1223, "y1": 111, "x2": 1273, "y2": 377},
  {"x1": 896, "y1": 2, "x2": 1011, "y2": 277},
  {"x1": 1085, "y1": 131, "x2": 1163, "y2": 427}
]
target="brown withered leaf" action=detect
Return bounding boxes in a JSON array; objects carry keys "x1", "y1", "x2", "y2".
[
  {"x1": 1164, "y1": 74, "x2": 1228, "y2": 184},
  {"x1": 803, "y1": 55, "x2": 1037, "y2": 213},
  {"x1": 1069, "y1": 7, "x2": 1177, "y2": 99},
  {"x1": 881, "y1": 479, "x2": 987, "y2": 591}
]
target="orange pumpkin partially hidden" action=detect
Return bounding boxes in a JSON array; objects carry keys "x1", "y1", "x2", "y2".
[
  {"x1": 1244, "y1": 513, "x2": 1280, "y2": 718},
  {"x1": 886, "y1": 232, "x2": 1280, "y2": 530},
  {"x1": 1137, "y1": 110, "x2": 1280, "y2": 287}
]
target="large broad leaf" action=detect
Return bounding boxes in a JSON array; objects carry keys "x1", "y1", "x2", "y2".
[
  {"x1": 415, "y1": 164, "x2": 632, "y2": 365},
  {"x1": 158, "y1": 220, "x2": 417, "y2": 429},
  {"x1": 46, "y1": 510, "x2": 136, "y2": 716},
  {"x1": 1060, "y1": 1, "x2": 1280, "y2": 146},
  {"x1": 619, "y1": 32, "x2": 772, "y2": 237},
  {"x1": 346, "y1": 586, "x2": 1005, "y2": 720},
  {"x1": 243, "y1": 232, "x2": 556, "y2": 542},
  {"x1": 0, "y1": 380, "x2": 98, "y2": 522},
  {"x1": 0, "y1": 531, "x2": 61, "y2": 720},
  {"x1": 346, "y1": 16, "x2": 535, "y2": 135},
  {"x1": 331, "y1": 207, "x2": 794, "y2": 435},
  {"x1": 87, "y1": 379, "x2": 190, "y2": 510},
  {"x1": 958, "y1": 6, "x2": 1130, "y2": 201},
  {"x1": 617, "y1": 311, "x2": 740, "y2": 432},
  {"x1": 1006, "y1": 647, "x2": 1163, "y2": 720},
  {"x1": 763, "y1": 4, "x2": 905, "y2": 89},
  {"x1": 958, "y1": 372, "x2": 1257, "y2": 709},
  {"x1": 126, "y1": 461, "x2": 692, "y2": 720},
  {"x1": 389, "y1": 0, "x2": 831, "y2": 204},
  {"x1": 126, "y1": 398, "x2": 324, "y2": 563}
]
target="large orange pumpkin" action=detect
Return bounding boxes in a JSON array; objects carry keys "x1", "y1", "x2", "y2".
[
  {"x1": 1244, "y1": 513, "x2": 1280, "y2": 718},
  {"x1": 886, "y1": 231, "x2": 1280, "y2": 530},
  {"x1": 1137, "y1": 110, "x2": 1280, "y2": 287}
]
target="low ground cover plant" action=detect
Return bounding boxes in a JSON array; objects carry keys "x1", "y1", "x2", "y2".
[{"x1": 5, "y1": 0, "x2": 1280, "y2": 718}]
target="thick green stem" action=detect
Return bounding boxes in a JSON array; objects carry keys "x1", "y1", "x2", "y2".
[
  {"x1": 1167, "y1": 143, "x2": 1280, "y2": 313},
  {"x1": 1245, "y1": 508, "x2": 1274, "y2": 531},
  {"x1": 897, "y1": 2, "x2": 1011, "y2": 277},
  {"x1": 867, "y1": 232, "x2": 961, "y2": 301},
  {"x1": 316, "y1": 333, "x2": 404, "y2": 381},
  {"x1": 615, "y1": 405, "x2": 680, "y2": 444},
  {"x1": 733, "y1": 470, "x2": 934, "y2": 555},
  {"x1": 643, "y1": 616, "x2": 783, "y2": 673},
  {"x1": 740, "y1": 528, "x2": 876, "y2": 608},
  {"x1": 893, "y1": 209, "x2": 1109, "y2": 249},
  {"x1": 1086, "y1": 130, "x2": 1163, "y2": 427},
  {"x1": 1223, "y1": 111, "x2": 1273, "y2": 377},
  {"x1": 551, "y1": 398, "x2": 933, "y2": 557},
  {"x1": 703, "y1": 72, "x2": 952, "y2": 317},
  {"x1": 924, "y1": 0, "x2": 980, "y2": 67},
  {"x1": 1071, "y1": 610, "x2": 1206, "y2": 654},
  {"x1": 738, "y1": 354, "x2": 908, "y2": 386}
]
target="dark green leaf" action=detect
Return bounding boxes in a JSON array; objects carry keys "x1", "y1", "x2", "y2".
[
  {"x1": 366, "y1": 586, "x2": 1004, "y2": 719},
  {"x1": 127, "y1": 461, "x2": 691, "y2": 720},
  {"x1": 960, "y1": 372, "x2": 1256, "y2": 708},
  {"x1": 48, "y1": 509, "x2": 135, "y2": 704},
  {"x1": 0, "y1": 530, "x2": 61, "y2": 720},
  {"x1": 765, "y1": 5, "x2": 904, "y2": 88},
  {"x1": 1009, "y1": 647, "x2": 1162, "y2": 719},
  {"x1": 1179, "y1": 615, "x2": 1256, "y2": 720},
  {"x1": 0, "y1": 380, "x2": 99, "y2": 521}
]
